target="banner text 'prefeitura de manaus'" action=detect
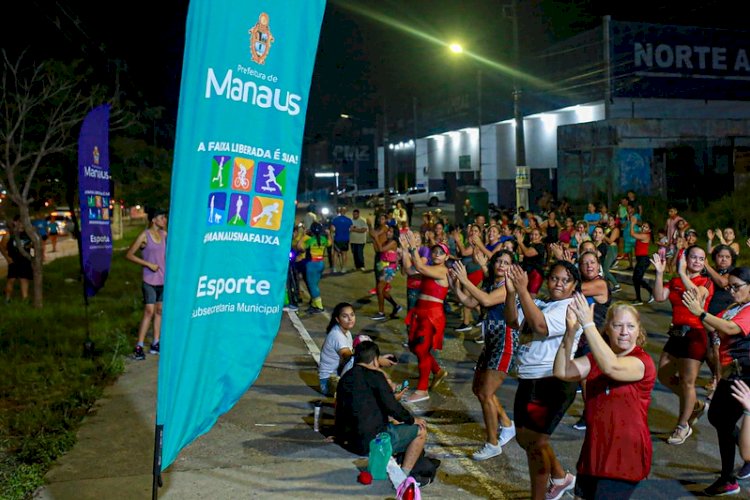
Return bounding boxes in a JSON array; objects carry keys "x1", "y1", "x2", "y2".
[{"x1": 157, "y1": 0, "x2": 326, "y2": 469}]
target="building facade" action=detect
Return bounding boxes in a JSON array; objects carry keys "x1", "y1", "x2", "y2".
[{"x1": 376, "y1": 18, "x2": 750, "y2": 211}]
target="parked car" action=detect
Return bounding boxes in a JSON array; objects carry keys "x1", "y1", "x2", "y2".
[
  {"x1": 365, "y1": 187, "x2": 400, "y2": 208},
  {"x1": 393, "y1": 186, "x2": 446, "y2": 207},
  {"x1": 49, "y1": 208, "x2": 74, "y2": 236}
]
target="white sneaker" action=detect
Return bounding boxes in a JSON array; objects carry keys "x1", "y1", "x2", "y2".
[
  {"x1": 545, "y1": 472, "x2": 576, "y2": 500},
  {"x1": 472, "y1": 442, "x2": 502, "y2": 461},
  {"x1": 498, "y1": 422, "x2": 516, "y2": 446}
]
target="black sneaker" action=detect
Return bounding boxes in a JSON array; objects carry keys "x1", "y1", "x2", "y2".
[
  {"x1": 132, "y1": 346, "x2": 146, "y2": 360},
  {"x1": 738, "y1": 462, "x2": 750, "y2": 480},
  {"x1": 704, "y1": 477, "x2": 740, "y2": 496},
  {"x1": 455, "y1": 323, "x2": 473, "y2": 332},
  {"x1": 149, "y1": 343, "x2": 160, "y2": 355},
  {"x1": 390, "y1": 305, "x2": 403, "y2": 318}
]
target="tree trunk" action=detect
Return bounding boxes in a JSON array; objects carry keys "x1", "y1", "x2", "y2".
[{"x1": 31, "y1": 239, "x2": 44, "y2": 308}]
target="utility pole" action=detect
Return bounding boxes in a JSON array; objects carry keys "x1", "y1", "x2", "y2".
[
  {"x1": 413, "y1": 96, "x2": 418, "y2": 189},
  {"x1": 510, "y1": 0, "x2": 529, "y2": 210},
  {"x1": 382, "y1": 96, "x2": 391, "y2": 210},
  {"x1": 477, "y1": 69, "x2": 483, "y2": 186}
]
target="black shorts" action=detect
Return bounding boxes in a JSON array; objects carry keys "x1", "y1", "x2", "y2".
[
  {"x1": 574, "y1": 474, "x2": 638, "y2": 500},
  {"x1": 8, "y1": 261, "x2": 33, "y2": 280},
  {"x1": 514, "y1": 377, "x2": 577, "y2": 435},
  {"x1": 142, "y1": 282, "x2": 164, "y2": 305},
  {"x1": 334, "y1": 241, "x2": 349, "y2": 252}
]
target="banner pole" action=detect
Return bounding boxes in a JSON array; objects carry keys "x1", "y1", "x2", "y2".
[
  {"x1": 67, "y1": 177, "x2": 95, "y2": 358},
  {"x1": 152, "y1": 424, "x2": 164, "y2": 499}
]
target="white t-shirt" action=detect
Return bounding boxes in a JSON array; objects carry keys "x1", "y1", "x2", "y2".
[
  {"x1": 516, "y1": 297, "x2": 581, "y2": 379},
  {"x1": 319, "y1": 325, "x2": 353, "y2": 379},
  {"x1": 349, "y1": 218, "x2": 368, "y2": 245}
]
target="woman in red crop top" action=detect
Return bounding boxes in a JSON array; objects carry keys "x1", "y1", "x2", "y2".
[
  {"x1": 651, "y1": 245, "x2": 714, "y2": 445},
  {"x1": 629, "y1": 217, "x2": 653, "y2": 305},
  {"x1": 400, "y1": 230, "x2": 450, "y2": 404}
]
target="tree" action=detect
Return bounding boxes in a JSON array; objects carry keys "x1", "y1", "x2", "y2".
[{"x1": 0, "y1": 51, "x2": 136, "y2": 308}]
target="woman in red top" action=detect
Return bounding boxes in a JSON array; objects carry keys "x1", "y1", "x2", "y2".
[
  {"x1": 651, "y1": 245, "x2": 714, "y2": 445},
  {"x1": 682, "y1": 267, "x2": 750, "y2": 496},
  {"x1": 401, "y1": 230, "x2": 450, "y2": 404},
  {"x1": 554, "y1": 294, "x2": 656, "y2": 499},
  {"x1": 629, "y1": 216, "x2": 653, "y2": 305}
]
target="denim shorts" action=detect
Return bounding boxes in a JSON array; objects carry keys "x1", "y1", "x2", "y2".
[
  {"x1": 142, "y1": 282, "x2": 164, "y2": 305},
  {"x1": 386, "y1": 422, "x2": 419, "y2": 454}
]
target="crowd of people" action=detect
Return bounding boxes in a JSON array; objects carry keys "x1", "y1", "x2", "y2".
[{"x1": 291, "y1": 194, "x2": 750, "y2": 498}]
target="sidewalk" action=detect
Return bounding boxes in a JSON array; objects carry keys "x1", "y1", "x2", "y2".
[
  {"x1": 0, "y1": 235, "x2": 80, "y2": 273},
  {"x1": 33, "y1": 312, "x2": 465, "y2": 499}
]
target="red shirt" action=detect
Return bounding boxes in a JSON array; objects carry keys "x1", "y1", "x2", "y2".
[
  {"x1": 717, "y1": 303, "x2": 750, "y2": 366},
  {"x1": 667, "y1": 275, "x2": 714, "y2": 328},
  {"x1": 635, "y1": 236, "x2": 650, "y2": 257},
  {"x1": 578, "y1": 346, "x2": 656, "y2": 481}
]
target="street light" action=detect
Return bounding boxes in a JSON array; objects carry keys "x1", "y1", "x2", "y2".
[{"x1": 314, "y1": 171, "x2": 339, "y2": 209}]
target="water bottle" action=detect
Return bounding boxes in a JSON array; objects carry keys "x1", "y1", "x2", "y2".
[
  {"x1": 313, "y1": 401, "x2": 322, "y2": 432},
  {"x1": 367, "y1": 432, "x2": 392, "y2": 480}
]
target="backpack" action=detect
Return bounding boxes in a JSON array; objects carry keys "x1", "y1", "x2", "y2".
[{"x1": 395, "y1": 451, "x2": 441, "y2": 486}]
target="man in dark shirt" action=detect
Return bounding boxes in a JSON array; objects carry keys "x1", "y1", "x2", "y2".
[{"x1": 335, "y1": 340, "x2": 427, "y2": 478}]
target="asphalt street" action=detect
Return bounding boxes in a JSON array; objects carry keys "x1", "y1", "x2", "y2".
[{"x1": 30, "y1": 205, "x2": 750, "y2": 499}]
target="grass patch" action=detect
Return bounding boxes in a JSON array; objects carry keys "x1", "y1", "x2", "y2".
[{"x1": 0, "y1": 223, "x2": 146, "y2": 499}]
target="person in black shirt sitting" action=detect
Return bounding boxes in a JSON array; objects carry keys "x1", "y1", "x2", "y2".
[{"x1": 335, "y1": 340, "x2": 427, "y2": 478}]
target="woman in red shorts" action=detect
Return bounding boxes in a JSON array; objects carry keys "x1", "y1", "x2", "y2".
[
  {"x1": 514, "y1": 227, "x2": 547, "y2": 298},
  {"x1": 400, "y1": 230, "x2": 450, "y2": 404},
  {"x1": 651, "y1": 245, "x2": 714, "y2": 445}
]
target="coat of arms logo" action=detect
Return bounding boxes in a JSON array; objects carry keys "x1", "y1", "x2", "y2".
[{"x1": 248, "y1": 12, "x2": 274, "y2": 65}]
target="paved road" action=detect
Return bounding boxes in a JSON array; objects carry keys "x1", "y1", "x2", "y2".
[
  {"x1": 33, "y1": 210, "x2": 750, "y2": 499},
  {"x1": 291, "y1": 252, "x2": 746, "y2": 499}
]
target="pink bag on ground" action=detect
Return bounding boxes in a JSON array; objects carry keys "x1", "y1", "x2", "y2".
[{"x1": 395, "y1": 476, "x2": 421, "y2": 500}]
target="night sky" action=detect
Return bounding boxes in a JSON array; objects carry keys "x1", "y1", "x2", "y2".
[{"x1": 0, "y1": 0, "x2": 740, "y2": 140}]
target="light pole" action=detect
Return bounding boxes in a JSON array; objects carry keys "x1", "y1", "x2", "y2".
[
  {"x1": 339, "y1": 114, "x2": 359, "y2": 189},
  {"x1": 315, "y1": 172, "x2": 339, "y2": 209},
  {"x1": 508, "y1": 0, "x2": 529, "y2": 210},
  {"x1": 449, "y1": 43, "x2": 482, "y2": 186}
]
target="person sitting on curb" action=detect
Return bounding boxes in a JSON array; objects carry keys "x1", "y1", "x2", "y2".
[{"x1": 335, "y1": 340, "x2": 427, "y2": 481}]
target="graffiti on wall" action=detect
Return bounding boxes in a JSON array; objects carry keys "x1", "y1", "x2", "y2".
[{"x1": 616, "y1": 148, "x2": 652, "y2": 194}]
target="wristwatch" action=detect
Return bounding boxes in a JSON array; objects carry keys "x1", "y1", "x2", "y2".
[{"x1": 699, "y1": 312, "x2": 707, "y2": 322}]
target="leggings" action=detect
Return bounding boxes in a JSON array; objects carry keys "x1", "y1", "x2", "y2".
[
  {"x1": 407, "y1": 301, "x2": 446, "y2": 391},
  {"x1": 708, "y1": 378, "x2": 748, "y2": 480},
  {"x1": 602, "y1": 244, "x2": 619, "y2": 288},
  {"x1": 632, "y1": 255, "x2": 652, "y2": 301},
  {"x1": 305, "y1": 260, "x2": 324, "y2": 299}
]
